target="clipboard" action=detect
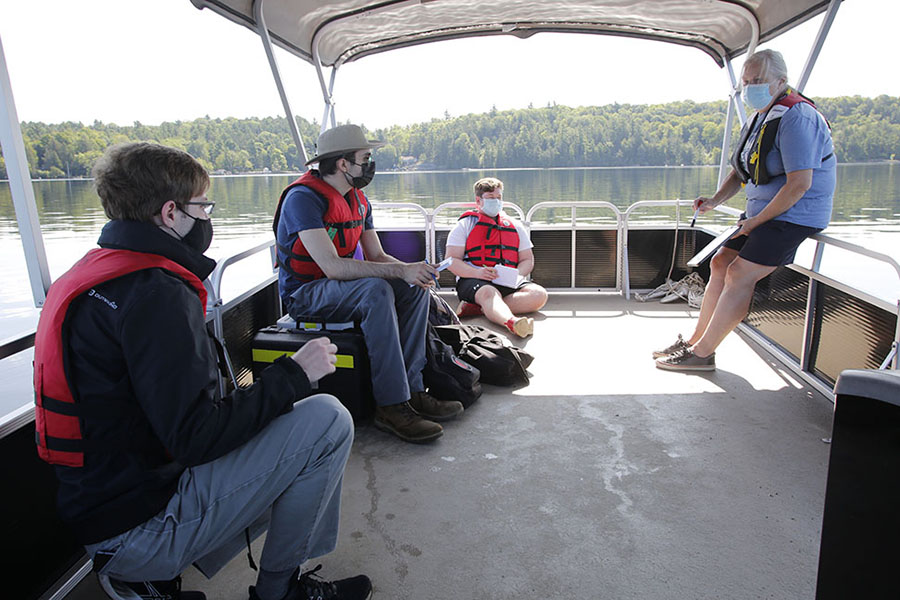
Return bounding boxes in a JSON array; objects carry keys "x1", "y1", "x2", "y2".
[{"x1": 686, "y1": 225, "x2": 741, "y2": 267}]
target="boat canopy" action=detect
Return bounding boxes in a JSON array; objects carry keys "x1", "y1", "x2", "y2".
[{"x1": 190, "y1": 0, "x2": 839, "y2": 68}]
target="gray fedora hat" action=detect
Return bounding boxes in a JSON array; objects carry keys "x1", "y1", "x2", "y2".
[{"x1": 305, "y1": 124, "x2": 386, "y2": 166}]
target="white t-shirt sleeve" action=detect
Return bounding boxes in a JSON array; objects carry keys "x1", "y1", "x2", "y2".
[
  {"x1": 514, "y1": 220, "x2": 533, "y2": 252},
  {"x1": 446, "y1": 217, "x2": 476, "y2": 249}
]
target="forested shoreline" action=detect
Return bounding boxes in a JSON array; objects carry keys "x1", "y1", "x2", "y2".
[{"x1": 1, "y1": 95, "x2": 897, "y2": 179}]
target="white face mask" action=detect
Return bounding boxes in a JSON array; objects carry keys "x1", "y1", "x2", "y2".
[{"x1": 480, "y1": 197, "x2": 502, "y2": 217}]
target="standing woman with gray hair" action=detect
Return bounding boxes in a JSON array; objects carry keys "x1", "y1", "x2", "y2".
[{"x1": 654, "y1": 49, "x2": 836, "y2": 371}]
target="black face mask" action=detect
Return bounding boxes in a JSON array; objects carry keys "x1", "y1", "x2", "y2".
[
  {"x1": 344, "y1": 160, "x2": 376, "y2": 189},
  {"x1": 177, "y1": 210, "x2": 214, "y2": 253}
]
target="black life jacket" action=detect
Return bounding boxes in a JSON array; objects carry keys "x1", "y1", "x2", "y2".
[
  {"x1": 33, "y1": 248, "x2": 206, "y2": 467},
  {"x1": 273, "y1": 171, "x2": 368, "y2": 283},
  {"x1": 731, "y1": 89, "x2": 833, "y2": 185},
  {"x1": 460, "y1": 210, "x2": 520, "y2": 268}
]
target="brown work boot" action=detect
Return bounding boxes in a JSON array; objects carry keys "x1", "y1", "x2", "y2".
[
  {"x1": 374, "y1": 402, "x2": 443, "y2": 443},
  {"x1": 409, "y1": 390, "x2": 464, "y2": 422}
]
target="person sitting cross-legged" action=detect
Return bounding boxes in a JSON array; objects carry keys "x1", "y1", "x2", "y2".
[{"x1": 445, "y1": 177, "x2": 548, "y2": 337}]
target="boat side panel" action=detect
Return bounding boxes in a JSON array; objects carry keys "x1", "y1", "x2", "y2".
[{"x1": 1, "y1": 423, "x2": 85, "y2": 600}]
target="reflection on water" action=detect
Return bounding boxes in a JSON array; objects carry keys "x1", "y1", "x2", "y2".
[{"x1": 1, "y1": 164, "x2": 898, "y2": 340}]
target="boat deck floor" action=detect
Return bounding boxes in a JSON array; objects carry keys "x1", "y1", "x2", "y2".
[{"x1": 68, "y1": 293, "x2": 834, "y2": 600}]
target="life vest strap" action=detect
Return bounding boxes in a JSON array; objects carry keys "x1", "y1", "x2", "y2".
[
  {"x1": 325, "y1": 219, "x2": 364, "y2": 229},
  {"x1": 40, "y1": 394, "x2": 132, "y2": 418},
  {"x1": 38, "y1": 431, "x2": 134, "y2": 453},
  {"x1": 276, "y1": 256, "x2": 317, "y2": 282},
  {"x1": 465, "y1": 243, "x2": 520, "y2": 253}
]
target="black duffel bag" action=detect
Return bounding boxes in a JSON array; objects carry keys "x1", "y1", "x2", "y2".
[
  {"x1": 433, "y1": 324, "x2": 533, "y2": 386},
  {"x1": 423, "y1": 323, "x2": 482, "y2": 407}
]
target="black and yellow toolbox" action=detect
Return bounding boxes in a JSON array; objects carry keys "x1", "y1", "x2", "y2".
[{"x1": 251, "y1": 317, "x2": 374, "y2": 421}]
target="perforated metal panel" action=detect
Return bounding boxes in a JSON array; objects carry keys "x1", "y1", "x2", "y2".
[
  {"x1": 221, "y1": 282, "x2": 282, "y2": 387},
  {"x1": 811, "y1": 285, "x2": 898, "y2": 385},
  {"x1": 745, "y1": 267, "x2": 809, "y2": 362},
  {"x1": 531, "y1": 230, "x2": 573, "y2": 288},
  {"x1": 627, "y1": 229, "x2": 711, "y2": 289},
  {"x1": 574, "y1": 230, "x2": 617, "y2": 288}
]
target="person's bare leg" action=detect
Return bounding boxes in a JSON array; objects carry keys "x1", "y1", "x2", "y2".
[
  {"x1": 691, "y1": 257, "x2": 776, "y2": 357},
  {"x1": 687, "y1": 247, "x2": 740, "y2": 345},
  {"x1": 474, "y1": 285, "x2": 515, "y2": 326},
  {"x1": 502, "y1": 283, "x2": 548, "y2": 315}
]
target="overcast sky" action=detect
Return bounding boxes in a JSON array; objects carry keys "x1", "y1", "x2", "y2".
[{"x1": 0, "y1": 0, "x2": 897, "y2": 130}]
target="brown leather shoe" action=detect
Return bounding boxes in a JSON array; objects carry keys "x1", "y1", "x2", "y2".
[
  {"x1": 374, "y1": 402, "x2": 443, "y2": 443},
  {"x1": 409, "y1": 391, "x2": 464, "y2": 422}
]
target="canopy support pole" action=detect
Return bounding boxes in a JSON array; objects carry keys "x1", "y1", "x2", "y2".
[
  {"x1": 311, "y1": 30, "x2": 338, "y2": 133},
  {"x1": 252, "y1": 0, "x2": 309, "y2": 168},
  {"x1": 0, "y1": 34, "x2": 50, "y2": 306},
  {"x1": 796, "y1": 0, "x2": 841, "y2": 93},
  {"x1": 716, "y1": 58, "x2": 747, "y2": 189}
]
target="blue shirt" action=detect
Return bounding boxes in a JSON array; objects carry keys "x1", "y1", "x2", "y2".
[
  {"x1": 276, "y1": 183, "x2": 374, "y2": 300},
  {"x1": 744, "y1": 101, "x2": 836, "y2": 229}
]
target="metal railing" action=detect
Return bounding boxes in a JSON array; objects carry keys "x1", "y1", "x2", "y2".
[{"x1": 4, "y1": 198, "x2": 899, "y2": 431}]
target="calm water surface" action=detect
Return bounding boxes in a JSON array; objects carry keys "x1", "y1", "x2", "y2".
[
  {"x1": 2, "y1": 165, "x2": 899, "y2": 410},
  {"x1": 2, "y1": 164, "x2": 899, "y2": 338}
]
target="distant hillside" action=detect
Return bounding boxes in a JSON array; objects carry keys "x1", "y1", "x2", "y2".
[{"x1": 2, "y1": 96, "x2": 897, "y2": 179}]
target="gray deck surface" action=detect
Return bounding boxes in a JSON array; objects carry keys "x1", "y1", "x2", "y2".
[{"x1": 69, "y1": 293, "x2": 835, "y2": 600}]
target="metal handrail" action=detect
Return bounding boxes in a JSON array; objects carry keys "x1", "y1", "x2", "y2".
[
  {"x1": 370, "y1": 201, "x2": 431, "y2": 226},
  {"x1": 0, "y1": 330, "x2": 35, "y2": 361},
  {"x1": 807, "y1": 233, "x2": 900, "y2": 283},
  {"x1": 207, "y1": 238, "x2": 278, "y2": 307},
  {"x1": 526, "y1": 201, "x2": 621, "y2": 225}
]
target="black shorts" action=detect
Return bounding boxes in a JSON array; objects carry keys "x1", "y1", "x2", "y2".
[
  {"x1": 723, "y1": 215, "x2": 821, "y2": 267},
  {"x1": 456, "y1": 277, "x2": 528, "y2": 303}
]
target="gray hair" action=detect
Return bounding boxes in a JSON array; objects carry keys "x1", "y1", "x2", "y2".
[{"x1": 743, "y1": 49, "x2": 789, "y2": 84}]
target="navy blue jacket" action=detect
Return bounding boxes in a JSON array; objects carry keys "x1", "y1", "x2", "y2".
[{"x1": 54, "y1": 219, "x2": 311, "y2": 544}]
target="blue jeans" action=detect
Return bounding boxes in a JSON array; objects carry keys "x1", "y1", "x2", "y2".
[
  {"x1": 86, "y1": 394, "x2": 353, "y2": 581},
  {"x1": 286, "y1": 277, "x2": 429, "y2": 406}
]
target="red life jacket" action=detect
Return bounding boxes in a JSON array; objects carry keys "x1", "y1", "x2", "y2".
[
  {"x1": 460, "y1": 210, "x2": 520, "y2": 268},
  {"x1": 273, "y1": 171, "x2": 369, "y2": 283},
  {"x1": 732, "y1": 89, "x2": 833, "y2": 185},
  {"x1": 33, "y1": 248, "x2": 207, "y2": 467}
]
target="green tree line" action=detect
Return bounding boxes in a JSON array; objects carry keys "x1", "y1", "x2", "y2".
[{"x1": 1, "y1": 95, "x2": 897, "y2": 179}]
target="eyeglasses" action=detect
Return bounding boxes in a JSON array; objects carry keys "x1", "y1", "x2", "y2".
[
  {"x1": 347, "y1": 157, "x2": 374, "y2": 167},
  {"x1": 184, "y1": 200, "x2": 216, "y2": 215}
]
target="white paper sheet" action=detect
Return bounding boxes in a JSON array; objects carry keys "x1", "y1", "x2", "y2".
[{"x1": 493, "y1": 264, "x2": 524, "y2": 288}]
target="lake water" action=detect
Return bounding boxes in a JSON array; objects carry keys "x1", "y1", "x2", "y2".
[{"x1": 2, "y1": 164, "x2": 899, "y2": 341}]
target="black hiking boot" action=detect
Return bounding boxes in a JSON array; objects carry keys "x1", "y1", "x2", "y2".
[{"x1": 248, "y1": 565, "x2": 372, "y2": 600}]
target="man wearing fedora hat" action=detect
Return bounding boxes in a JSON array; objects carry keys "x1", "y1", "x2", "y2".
[{"x1": 274, "y1": 124, "x2": 464, "y2": 444}]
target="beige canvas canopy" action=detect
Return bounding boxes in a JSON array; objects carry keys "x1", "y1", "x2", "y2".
[{"x1": 190, "y1": 0, "x2": 838, "y2": 68}]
